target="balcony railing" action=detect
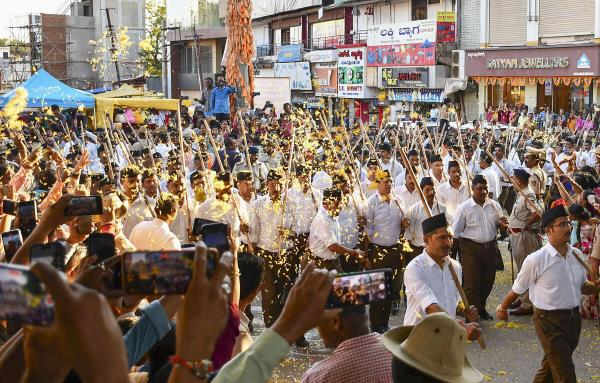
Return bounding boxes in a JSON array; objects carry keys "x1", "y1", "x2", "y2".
[{"x1": 255, "y1": 30, "x2": 369, "y2": 58}]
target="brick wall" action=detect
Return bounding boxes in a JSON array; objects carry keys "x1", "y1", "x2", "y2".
[
  {"x1": 459, "y1": 0, "x2": 480, "y2": 50},
  {"x1": 41, "y1": 14, "x2": 68, "y2": 81}
]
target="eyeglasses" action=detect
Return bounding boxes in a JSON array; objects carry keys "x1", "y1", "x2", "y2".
[{"x1": 551, "y1": 221, "x2": 572, "y2": 228}]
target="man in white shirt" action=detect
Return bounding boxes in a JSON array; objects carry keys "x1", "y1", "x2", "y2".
[
  {"x1": 232, "y1": 146, "x2": 268, "y2": 192},
  {"x1": 394, "y1": 169, "x2": 421, "y2": 210},
  {"x1": 496, "y1": 205, "x2": 600, "y2": 383},
  {"x1": 394, "y1": 149, "x2": 423, "y2": 187},
  {"x1": 121, "y1": 166, "x2": 155, "y2": 238},
  {"x1": 198, "y1": 172, "x2": 241, "y2": 242},
  {"x1": 428, "y1": 154, "x2": 447, "y2": 189},
  {"x1": 453, "y1": 175, "x2": 508, "y2": 320},
  {"x1": 479, "y1": 154, "x2": 500, "y2": 201},
  {"x1": 360, "y1": 158, "x2": 379, "y2": 199},
  {"x1": 365, "y1": 169, "x2": 408, "y2": 333},
  {"x1": 464, "y1": 144, "x2": 480, "y2": 177},
  {"x1": 436, "y1": 160, "x2": 470, "y2": 218},
  {"x1": 129, "y1": 192, "x2": 181, "y2": 250},
  {"x1": 309, "y1": 188, "x2": 367, "y2": 271},
  {"x1": 248, "y1": 169, "x2": 293, "y2": 329},
  {"x1": 403, "y1": 213, "x2": 480, "y2": 341},
  {"x1": 492, "y1": 144, "x2": 516, "y2": 215}
]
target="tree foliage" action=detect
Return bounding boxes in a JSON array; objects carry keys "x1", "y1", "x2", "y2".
[{"x1": 139, "y1": 0, "x2": 166, "y2": 77}]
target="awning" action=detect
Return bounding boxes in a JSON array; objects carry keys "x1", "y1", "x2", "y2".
[
  {"x1": 471, "y1": 76, "x2": 594, "y2": 86},
  {"x1": 95, "y1": 97, "x2": 180, "y2": 127}
]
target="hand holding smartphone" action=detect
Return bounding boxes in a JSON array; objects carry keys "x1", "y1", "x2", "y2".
[
  {"x1": 2, "y1": 229, "x2": 23, "y2": 262},
  {"x1": 29, "y1": 242, "x2": 67, "y2": 272},
  {"x1": 64, "y1": 196, "x2": 103, "y2": 216},
  {"x1": 18, "y1": 200, "x2": 38, "y2": 237},
  {"x1": 0, "y1": 264, "x2": 54, "y2": 325},
  {"x1": 327, "y1": 268, "x2": 393, "y2": 308}
]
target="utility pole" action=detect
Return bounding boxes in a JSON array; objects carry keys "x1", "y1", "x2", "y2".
[
  {"x1": 103, "y1": 7, "x2": 122, "y2": 87},
  {"x1": 192, "y1": 25, "x2": 205, "y2": 95},
  {"x1": 161, "y1": 18, "x2": 168, "y2": 96}
]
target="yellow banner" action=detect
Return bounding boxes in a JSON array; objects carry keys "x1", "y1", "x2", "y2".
[{"x1": 436, "y1": 11, "x2": 456, "y2": 23}]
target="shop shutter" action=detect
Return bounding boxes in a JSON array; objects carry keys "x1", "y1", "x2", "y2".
[
  {"x1": 489, "y1": 0, "x2": 527, "y2": 46},
  {"x1": 539, "y1": 0, "x2": 594, "y2": 37}
]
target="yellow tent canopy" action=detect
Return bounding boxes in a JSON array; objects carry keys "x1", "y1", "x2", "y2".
[
  {"x1": 95, "y1": 97, "x2": 180, "y2": 128},
  {"x1": 97, "y1": 84, "x2": 163, "y2": 99}
]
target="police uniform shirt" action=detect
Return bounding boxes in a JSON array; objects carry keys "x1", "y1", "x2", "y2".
[{"x1": 508, "y1": 187, "x2": 541, "y2": 229}]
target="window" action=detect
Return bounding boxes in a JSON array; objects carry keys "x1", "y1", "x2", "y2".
[
  {"x1": 181, "y1": 46, "x2": 213, "y2": 74},
  {"x1": 311, "y1": 19, "x2": 345, "y2": 48},
  {"x1": 412, "y1": 0, "x2": 427, "y2": 20},
  {"x1": 2, "y1": 52, "x2": 8, "y2": 59}
]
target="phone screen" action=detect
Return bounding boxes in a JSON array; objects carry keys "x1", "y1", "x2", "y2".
[
  {"x1": 64, "y1": 196, "x2": 103, "y2": 216},
  {"x1": 30, "y1": 243, "x2": 66, "y2": 271},
  {"x1": 122, "y1": 250, "x2": 195, "y2": 295},
  {"x1": 2, "y1": 230, "x2": 23, "y2": 262},
  {"x1": 327, "y1": 269, "x2": 393, "y2": 308},
  {"x1": 18, "y1": 201, "x2": 37, "y2": 237},
  {"x1": 87, "y1": 233, "x2": 115, "y2": 264},
  {"x1": 0, "y1": 264, "x2": 54, "y2": 325},
  {"x1": 2, "y1": 200, "x2": 17, "y2": 216},
  {"x1": 200, "y1": 223, "x2": 229, "y2": 254}
]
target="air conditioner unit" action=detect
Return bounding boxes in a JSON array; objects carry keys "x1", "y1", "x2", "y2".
[{"x1": 451, "y1": 49, "x2": 465, "y2": 79}]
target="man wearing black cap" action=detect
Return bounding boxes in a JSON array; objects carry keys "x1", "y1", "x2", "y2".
[
  {"x1": 507, "y1": 168, "x2": 542, "y2": 316},
  {"x1": 428, "y1": 154, "x2": 447, "y2": 189},
  {"x1": 493, "y1": 143, "x2": 517, "y2": 214},
  {"x1": 453, "y1": 175, "x2": 508, "y2": 320},
  {"x1": 523, "y1": 148, "x2": 547, "y2": 201},
  {"x1": 394, "y1": 149, "x2": 423, "y2": 188},
  {"x1": 437, "y1": 160, "x2": 470, "y2": 217},
  {"x1": 479, "y1": 154, "x2": 500, "y2": 200},
  {"x1": 378, "y1": 143, "x2": 403, "y2": 180},
  {"x1": 404, "y1": 213, "x2": 480, "y2": 337},
  {"x1": 497, "y1": 205, "x2": 600, "y2": 383},
  {"x1": 232, "y1": 145, "x2": 267, "y2": 191}
]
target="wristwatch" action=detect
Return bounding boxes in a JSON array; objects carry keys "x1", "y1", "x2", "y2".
[
  {"x1": 496, "y1": 304, "x2": 507, "y2": 313},
  {"x1": 170, "y1": 355, "x2": 213, "y2": 379}
]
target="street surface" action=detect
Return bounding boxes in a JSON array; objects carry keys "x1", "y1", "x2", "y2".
[{"x1": 248, "y1": 242, "x2": 600, "y2": 382}]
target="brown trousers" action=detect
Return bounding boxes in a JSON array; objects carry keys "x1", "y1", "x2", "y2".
[
  {"x1": 367, "y1": 243, "x2": 403, "y2": 328},
  {"x1": 257, "y1": 248, "x2": 293, "y2": 328},
  {"x1": 459, "y1": 238, "x2": 497, "y2": 311},
  {"x1": 289, "y1": 233, "x2": 310, "y2": 280},
  {"x1": 533, "y1": 308, "x2": 581, "y2": 383}
]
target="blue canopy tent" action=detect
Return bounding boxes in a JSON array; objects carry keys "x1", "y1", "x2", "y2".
[{"x1": 0, "y1": 69, "x2": 95, "y2": 109}]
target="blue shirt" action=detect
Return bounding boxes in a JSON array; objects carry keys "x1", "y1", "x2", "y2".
[
  {"x1": 210, "y1": 85, "x2": 236, "y2": 115},
  {"x1": 123, "y1": 300, "x2": 172, "y2": 368}
]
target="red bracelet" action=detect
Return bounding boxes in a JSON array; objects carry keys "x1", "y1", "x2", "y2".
[{"x1": 169, "y1": 355, "x2": 213, "y2": 380}]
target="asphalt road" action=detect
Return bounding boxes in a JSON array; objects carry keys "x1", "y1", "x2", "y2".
[{"x1": 247, "y1": 241, "x2": 600, "y2": 382}]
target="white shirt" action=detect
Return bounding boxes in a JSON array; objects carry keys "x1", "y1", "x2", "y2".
[
  {"x1": 312, "y1": 171, "x2": 333, "y2": 192},
  {"x1": 123, "y1": 195, "x2": 155, "y2": 238},
  {"x1": 393, "y1": 184, "x2": 421, "y2": 210},
  {"x1": 405, "y1": 201, "x2": 447, "y2": 247},
  {"x1": 360, "y1": 180, "x2": 378, "y2": 199},
  {"x1": 309, "y1": 208, "x2": 340, "y2": 260},
  {"x1": 129, "y1": 218, "x2": 181, "y2": 251},
  {"x1": 249, "y1": 194, "x2": 292, "y2": 252},
  {"x1": 429, "y1": 169, "x2": 448, "y2": 189},
  {"x1": 169, "y1": 199, "x2": 197, "y2": 244},
  {"x1": 288, "y1": 187, "x2": 322, "y2": 234},
  {"x1": 452, "y1": 198, "x2": 502, "y2": 243},
  {"x1": 404, "y1": 250, "x2": 462, "y2": 326},
  {"x1": 512, "y1": 243, "x2": 587, "y2": 310},
  {"x1": 436, "y1": 181, "x2": 470, "y2": 218},
  {"x1": 197, "y1": 197, "x2": 240, "y2": 238},
  {"x1": 481, "y1": 166, "x2": 501, "y2": 200},
  {"x1": 337, "y1": 199, "x2": 364, "y2": 249},
  {"x1": 365, "y1": 192, "x2": 405, "y2": 246},
  {"x1": 492, "y1": 158, "x2": 514, "y2": 187},
  {"x1": 380, "y1": 159, "x2": 403, "y2": 180}
]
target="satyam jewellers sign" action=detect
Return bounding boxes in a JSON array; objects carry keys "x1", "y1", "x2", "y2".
[
  {"x1": 485, "y1": 57, "x2": 569, "y2": 70},
  {"x1": 465, "y1": 46, "x2": 600, "y2": 77}
]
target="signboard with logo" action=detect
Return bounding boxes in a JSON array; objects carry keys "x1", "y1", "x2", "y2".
[
  {"x1": 338, "y1": 46, "x2": 366, "y2": 98},
  {"x1": 367, "y1": 44, "x2": 435, "y2": 67},
  {"x1": 436, "y1": 11, "x2": 456, "y2": 43},
  {"x1": 367, "y1": 20, "x2": 436, "y2": 46},
  {"x1": 278, "y1": 44, "x2": 303, "y2": 62},
  {"x1": 465, "y1": 46, "x2": 600, "y2": 77},
  {"x1": 380, "y1": 67, "x2": 429, "y2": 88},
  {"x1": 304, "y1": 49, "x2": 338, "y2": 63},
  {"x1": 388, "y1": 88, "x2": 443, "y2": 103},
  {"x1": 273, "y1": 62, "x2": 312, "y2": 90},
  {"x1": 313, "y1": 62, "x2": 338, "y2": 96}
]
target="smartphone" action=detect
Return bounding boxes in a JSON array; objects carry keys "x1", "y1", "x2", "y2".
[
  {"x1": 0, "y1": 264, "x2": 54, "y2": 326},
  {"x1": 2, "y1": 199, "x2": 17, "y2": 216},
  {"x1": 2, "y1": 229, "x2": 23, "y2": 262},
  {"x1": 64, "y1": 196, "x2": 103, "y2": 216},
  {"x1": 122, "y1": 250, "x2": 196, "y2": 295},
  {"x1": 18, "y1": 200, "x2": 37, "y2": 237},
  {"x1": 87, "y1": 233, "x2": 115, "y2": 264},
  {"x1": 327, "y1": 268, "x2": 393, "y2": 308},
  {"x1": 29, "y1": 242, "x2": 67, "y2": 272},
  {"x1": 192, "y1": 218, "x2": 213, "y2": 236},
  {"x1": 199, "y1": 222, "x2": 229, "y2": 254}
]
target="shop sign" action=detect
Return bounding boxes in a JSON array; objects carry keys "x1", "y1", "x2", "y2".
[
  {"x1": 304, "y1": 49, "x2": 338, "y2": 63},
  {"x1": 388, "y1": 88, "x2": 443, "y2": 103},
  {"x1": 367, "y1": 20, "x2": 437, "y2": 46},
  {"x1": 367, "y1": 44, "x2": 435, "y2": 67},
  {"x1": 381, "y1": 67, "x2": 429, "y2": 88},
  {"x1": 485, "y1": 57, "x2": 568, "y2": 70},
  {"x1": 544, "y1": 80, "x2": 552, "y2": 96},
  {"x1": 278, "y1": 44, "x2": 303, "y2": 63},
  {"x1": 436, "y1": 11, "x2": 455, "y2": 43},
  {"x1": 313, "y1": 62, "x2": 338, "y2": 96},
  {"x1": 577, "y1": 53, "x2": 591, "y2": 69},
  {"x1": 273, "y1": 61, "x2": 312, "y2": 90},
  {"x1": 338, "y1": 46, "x2": 366, "y2": 98}
]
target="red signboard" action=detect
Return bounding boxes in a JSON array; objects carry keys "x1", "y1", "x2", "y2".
[{"x1": 367, "y1": 44, "x2": 436, "y2": 67}]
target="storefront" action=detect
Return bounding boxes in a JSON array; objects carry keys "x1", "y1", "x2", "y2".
[{"x1": 465, "y1": 45, "x2": 600, "y2": 115}]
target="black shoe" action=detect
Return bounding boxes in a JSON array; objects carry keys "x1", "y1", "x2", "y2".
[
  {"x1": 479, "y1": 309, "x2": 493, "y2": 321},
  {"x1": 391, "y1": 301, "x2": 400, "y2": 316},
  {"x1": 294, "y1": 337, "x2": 310, "y2": 348}
]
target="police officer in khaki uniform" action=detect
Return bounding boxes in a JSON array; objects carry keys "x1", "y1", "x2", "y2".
[
  {"x1": 507, "y1": 168, "x2": 542, "y2": 316},
  {"x1": 524, "y1": 148, "x2": 547, "y2": 201}
]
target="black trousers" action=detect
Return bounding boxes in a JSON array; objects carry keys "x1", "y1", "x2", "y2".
[
  {"x1": 499, "y1": 186, "x2": 516, "y2": 215},
  {"x1": 256, "y1": 248, "x2": 292, "y2": 327},
  {"x1": 459, "y1": 238, "x2": 497, "y2": 311},
  {"x1": 367, "y1": 243, "x2": 403, "y2": 329}
]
